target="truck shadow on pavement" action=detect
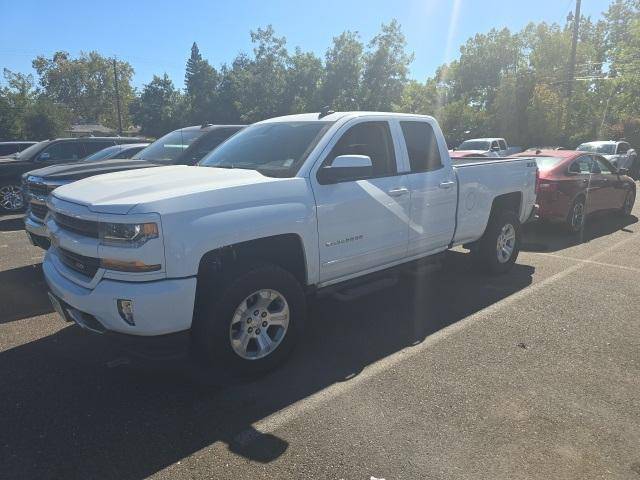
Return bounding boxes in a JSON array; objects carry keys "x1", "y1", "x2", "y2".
[
  {"x1": 0, "y1": 263, "x2": 52, "y2": 324},
  {"x1": 0, "y1": 251, "x2": 534, "y2": 479},
  {"x1": 521, "y1": 214, "x2": 638, "y2": 252}
]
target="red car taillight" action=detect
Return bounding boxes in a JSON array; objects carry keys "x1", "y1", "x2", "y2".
[{"x1": 538, "y1": 180, "x2": 559, "y2": 192}]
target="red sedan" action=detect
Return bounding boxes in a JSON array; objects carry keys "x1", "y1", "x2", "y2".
[{"x1": 516, "y1": 150, "x2": 636, "y2": 232}]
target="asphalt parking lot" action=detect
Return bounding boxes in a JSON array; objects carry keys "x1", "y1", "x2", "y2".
[{"x1": 1, "y1": 203, "x2": 639, "y2": 480}]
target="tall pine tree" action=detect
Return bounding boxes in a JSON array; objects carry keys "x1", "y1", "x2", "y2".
[{"x1": 184, "y1": 42, "x2": 219, "y2": 124}]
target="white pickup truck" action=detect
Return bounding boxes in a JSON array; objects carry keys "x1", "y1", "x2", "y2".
[{"x1": 43, "y1": 112, "x2": 538, "y2": 374}]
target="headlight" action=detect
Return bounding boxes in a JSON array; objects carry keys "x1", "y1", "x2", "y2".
[{"x1": 99, "y1": 222, "x2": 158, "y2": 247}]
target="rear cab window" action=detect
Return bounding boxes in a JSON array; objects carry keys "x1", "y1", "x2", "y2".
[{"x1": 400, "y1": 121, "x2": 443, "y2": 173}]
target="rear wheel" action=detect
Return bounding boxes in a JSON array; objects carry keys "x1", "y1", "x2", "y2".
[
  {"x1": 472, "y1": 210, "x2": 521, "y2": 274},
  {"x1": 621, "y1": 189, "x2": 635, "y2": 216},
  {"x1": 567, "y1": 197, "x2": 586, "y2": 234},
  {"x1": 193, "y1": 263, "x2": 306, "y2": 376},
  {"x1": 0, "y1": 183, "x2": 25, "y2": 212}
]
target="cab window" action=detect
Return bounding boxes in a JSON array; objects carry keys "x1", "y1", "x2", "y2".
[
  {"x1": 326, "y1": 121, "x2": 396, "y2": 178},
  {"x1": 400, "y1": 121, "x2": 442, "y2": 172},
  {"x1": 83, "y1": 141, "x2": 116, "y2": 156},
  {"x1": 38, "y1": 142, "x2": 85, "y2": 162},
  {"x1": 498, "y1": 140, "x2": 507, "y2": 150},
  {"x1": 617, "y1": 143, "x2": 629, "y2": 154}
]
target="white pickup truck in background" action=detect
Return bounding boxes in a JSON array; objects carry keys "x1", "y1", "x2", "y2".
[
  {"x1": 453, "y1": 137, "x2": 510, "y2": 157},
  {"x1": 43, "y1": 112, "x2": 538, "y2": 374}
]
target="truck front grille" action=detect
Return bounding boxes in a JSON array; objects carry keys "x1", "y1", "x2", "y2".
[
  {"x1": 30, "y1": 203, "x2": 48, "y2": 221},
  {"x1": 53, "y1": 212, "x2": 100, "y2": 238},
  {"x1": 58, "y1": 248, "x2": 100, "y2": 279},
  {"x1": 26, "y1": 182, "x2": 53, "y2": 197}
]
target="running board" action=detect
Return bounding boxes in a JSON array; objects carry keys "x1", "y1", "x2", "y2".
[{"x1": 331, "y1": 276, "x2": 399, "y2": 302}]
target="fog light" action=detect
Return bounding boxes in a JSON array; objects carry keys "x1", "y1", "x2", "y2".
[{"x1": 117, "y1": 299, "x2": 135, "y2": 326}]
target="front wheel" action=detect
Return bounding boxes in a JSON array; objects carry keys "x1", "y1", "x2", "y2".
[
  {"x1": 0, "y1": 184, "x2": 25, "y2": 212},
  {"x1": 472, "y1": 210, "x2": 521, "y2": 274},
  {"x1": 193, "y1": 263, "x2": 306, "y2": 376}
]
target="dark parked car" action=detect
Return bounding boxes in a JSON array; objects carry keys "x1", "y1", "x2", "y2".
[
  {"x1": 0, "y1": 141, "x2": 37, "y2": 157},
  {"x1": 23, "y1": 124, "x2": 244, "y2": 248},
  {"x1": 0, "y1": 137, "x2": 148, "y2": 212},
  {"x1": 82, "y1": 143, "x2": 150, "y2": 162},
  {"x1": 515, "y1": 150, "x2": 636, "y2": 232}
]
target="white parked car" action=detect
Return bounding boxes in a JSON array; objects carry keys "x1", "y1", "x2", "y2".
[
  {"x1": 454, "y1": 137, "x2": 510, "y2": 157},
  {"x1": 577, "y1": 141, "x2": 638, "y2": 179},
  {"x1": 43, "y1": 112, "x2": 537, "y2": 374}
]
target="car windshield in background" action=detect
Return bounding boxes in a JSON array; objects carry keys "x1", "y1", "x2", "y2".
[
  {"x1": 199, "y1": 122, "x2": 333, "y2": 177},
  {"x1": 458, "y1": 140, "x2": 490, "y2": 150},
  {"x1": 12, "y1": 140, "x2": 49, "y2": 159},
  {"x1": 577, "y1": 143, "x2": 616, "y2": 154},
  {"x1": 82, "y1": 145, "x2": 122, "y2": 162},
  {"x1": 132, "y1": 129, "x2": 202, "y2": 162},
  {"x1": 534, "y1": 156, "x2": 564, "y2": 171}
]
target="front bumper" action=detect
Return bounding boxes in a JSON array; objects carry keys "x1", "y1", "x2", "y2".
[
  {"x1": 44, "y1": 250, "x2": 198, "y2": 340},
  {"x1": 25, "y1": 214, "x2": 49, "y2": 238},
  {"x1": 24, "y1": 215, "x2": 51, "y2": 249}
]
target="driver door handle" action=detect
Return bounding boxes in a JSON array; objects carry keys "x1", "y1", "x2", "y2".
[
  {"x1": 388, "y1": 187, "x2": 409, "y2": 197},
  {"x1": 439, "y1": 181, "x2": 456, "y2": 189}
]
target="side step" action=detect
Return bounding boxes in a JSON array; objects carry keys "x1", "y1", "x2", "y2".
[{"x1": 319, "y1": 252, "x2": 445, "y2": 302}]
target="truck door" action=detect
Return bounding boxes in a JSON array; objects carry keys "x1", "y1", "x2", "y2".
[
  {"x1": 398, "y1": 120, "x2": 457, "y2": 256},
  {"x1": 311, "y1": 119, "x2": 410, "y2": 284}
]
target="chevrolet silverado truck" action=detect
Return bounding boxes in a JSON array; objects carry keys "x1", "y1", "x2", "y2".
[
  {"x1": 23, "y1": 124, "x2": 243, "y2": 249},
  {"x1": 43, "y1": 112, "x2": 538, "y2": 374}
]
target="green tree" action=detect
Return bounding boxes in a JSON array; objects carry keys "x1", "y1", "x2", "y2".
[
  {"x1": 130, "y1": 74, "x2": 184, "y2": 137},
  {"x1": 32, "y1": 51, "x2": 134, "y2": 128},
  {"x1": 361, "y1": 20, "x2": 414, "y2": 110},
  {"x1": 184, "y1": 42, "x2": 219, "y2": 124},
  {"x1": 22, "y1": 97, "x2": 69, "y2": 140},
  {"x1": 285, "y1": 48, "x2": 324, "y2": 113},
  {"x1": 322, "y1": 31, "x2": 364, "y2": 110}
]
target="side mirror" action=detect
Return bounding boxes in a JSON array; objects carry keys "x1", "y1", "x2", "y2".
[
  {"x1": 37, "y1": 152, "x2": 50, "y2": 161},
  {"x1": 490, "y1": 145, "x2": 500, "y2": 152},
  {"x1": 318, "y1": 155, "x2": 373, "y2": 184},
  {"x1": 618, "y1": 167, "x2": 629, "y2": 176}
]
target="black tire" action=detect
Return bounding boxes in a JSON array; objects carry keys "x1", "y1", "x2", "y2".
[
  {"x1": 192, "y1": 263, "x2": 306, "y2": 376},
  {"x1": 472, "y1": 209, "x2": 521, "y2": 274},
  {"x1": 0, "y1": 183, "x2": 25, "y2": 212},
  {"x1": 621, "y1": 189, "x2": 635, "y2": 216},
  {"x1": 566, "y1": 196, "x2": 586, "y2": 234}
]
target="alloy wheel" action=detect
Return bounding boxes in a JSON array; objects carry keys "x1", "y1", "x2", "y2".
[
  {"x1": 0, "y1": 185, "x2": 24, "y2": 211},
  {"x1": 229, "y1": 289, "x2": 290, "y2": 360},
  {"x1": 571, "y1": 201, "x2": 585, "y2": 231},
  {"x1": 496, "y1": 223, "x2": 516, "y2": 264}
]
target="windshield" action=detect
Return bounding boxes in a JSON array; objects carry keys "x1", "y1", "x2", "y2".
[
  {"x1": 13, "y1": 140, "x2": 49, "y2": 159},
  {"x1": 199, "y1": 122, "x2": 333, "y2": 177},
  {"x1": 82, "y1": 145, "x2": 122, "y2": 162},
  {"x1": 577, "y1": 143, "x2": 616, "y2": 155},
  {"x1": 132, "y1": 129, "x2": 203, "y2": 162},
  {"x1": 458, "y1": 140, "x2": 491, "y2": 151},
  {"x1": 534, "y1": 156, "x2": 564, "y2": 171}
]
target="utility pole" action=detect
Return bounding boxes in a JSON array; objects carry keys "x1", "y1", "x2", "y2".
[
  {"x1": 113, "y1": 57, "x2": 123, "y2": 135},
  {"x1": 564, "y1": 0, "x2": 581, "y2": 135}
]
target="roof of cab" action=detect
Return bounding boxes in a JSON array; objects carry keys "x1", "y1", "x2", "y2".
[{"x1": 258, "y1": 111, "x2": 437, "y2": 124}]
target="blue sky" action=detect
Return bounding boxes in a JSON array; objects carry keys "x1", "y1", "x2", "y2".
[{"x1": 1, "y1": 0, "x2": 612, "y2": 90}]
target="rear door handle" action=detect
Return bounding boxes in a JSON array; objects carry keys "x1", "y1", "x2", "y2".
[
  {"x1": 439, "y1": 181, "x2": 456, "y2": 189},
  {"x1": 388, "y1": 187, "x2": 409, "y2": 197}
]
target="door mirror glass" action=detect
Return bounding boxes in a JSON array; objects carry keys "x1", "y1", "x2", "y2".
[
  {"x1": 318, "y1": 155, "x2": 373, "y2": 184},
  {"x1": 37, "y1": 152, "x2": 50, "y2": 161},
  {"x1": 618, "y1": 167, "x2": 629, "y2": 176}
]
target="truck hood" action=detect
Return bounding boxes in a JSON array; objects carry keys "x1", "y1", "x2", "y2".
[
  {"x1": 25, "y1": 158, "x2": 157, "y2": 181},
  {"x1": 52, "y1": 165, "x2": 280, "y2": 214}
]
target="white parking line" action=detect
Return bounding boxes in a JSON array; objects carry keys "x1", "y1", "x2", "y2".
[
  {"x1": 535, "y1": 252, "x2": 640, "y2": 273},
  {"x1": 233, "y1": 232, "x2": 640, "y2": 447}
]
